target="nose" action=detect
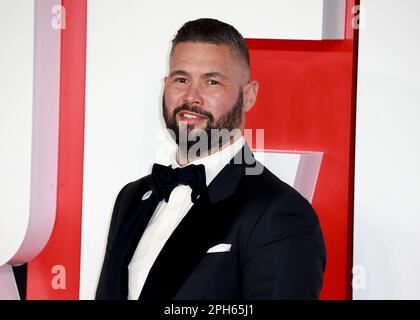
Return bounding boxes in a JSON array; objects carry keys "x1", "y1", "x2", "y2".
[{"x1": 183, "y1": 83, "x2": 203, "y2": 106}]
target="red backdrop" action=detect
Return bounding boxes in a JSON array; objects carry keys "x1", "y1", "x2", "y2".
[{"x1": 246, "y1": 0, "x2": 359, "y2": 299}]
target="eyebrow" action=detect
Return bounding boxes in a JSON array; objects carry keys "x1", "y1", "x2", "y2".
[
  {"x1": 202, "y1": 72, "x2": 228, "y2": 80},
  {"x1": 168, "y1": 70, "x2": 228, "y2": 80},
  {"x1": 168, "y1": 70, "x2": 189, "y2": 78}
]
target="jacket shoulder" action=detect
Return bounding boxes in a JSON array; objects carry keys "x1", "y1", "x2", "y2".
[{"x1": 237, "y1": 162, "x2": 322, "y2": 243}]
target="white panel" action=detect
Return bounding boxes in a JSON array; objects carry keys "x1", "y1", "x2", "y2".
[
  {"x1": 0, "y1": 0, "x2": 35, "y2": 266},
  {"x1": 254, "y1": 151, "x2": 322, "y2": 202},
  {"x1": 0, "y1": 2, "x2": 60, "y2": 301},
  {"x1": 294, "y1": 152, "x2": 323, "y2": 203},
  {"x1": 81, "y1": 0, "x2": 343, "y2": 299},
  {"x1": 254, "y1": 152, "x2": 300, "y2": 187},
  {"x1": 11, "y1": 0, "x2": 61, "y2": 264},
  {"x1": 354, "y1": 0, "x2": 420, "y2": 299},
  {"x1": 322, "y1": 0, "x2": 346, "y2": 39}
]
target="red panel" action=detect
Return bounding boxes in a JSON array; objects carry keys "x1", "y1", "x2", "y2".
[
  {"x1": 26, "y1": 0, "x2": 87, "y2": 299},
  {"x1": 246, "y1": 0, "x2": 359, "y2": 299}
]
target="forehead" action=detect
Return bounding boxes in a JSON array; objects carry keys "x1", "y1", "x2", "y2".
[{"x1": 169, "y1": 42, "x2": 240, "y2": 75}]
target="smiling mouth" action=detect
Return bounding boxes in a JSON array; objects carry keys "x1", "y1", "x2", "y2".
[{"x1": 177, "y1": 111, "x2": 208, "y2": 122}]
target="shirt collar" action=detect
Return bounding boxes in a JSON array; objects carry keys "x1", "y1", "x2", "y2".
[{"x1": 171, "y1": 135, "x2": 245, "y2": 186}]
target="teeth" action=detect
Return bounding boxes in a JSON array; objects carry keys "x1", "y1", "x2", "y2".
[{"x1": 183, "y1": 113, "x2": 198, "y2": 119}]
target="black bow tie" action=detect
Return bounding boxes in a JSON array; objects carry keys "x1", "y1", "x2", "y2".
[{"x1": 151, "y1": 163, "x2": 207, "y2": 203}]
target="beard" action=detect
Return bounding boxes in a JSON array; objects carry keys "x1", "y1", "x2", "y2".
[{"x1": 162, "y1": 91, "x2": 243, "y2": 156}]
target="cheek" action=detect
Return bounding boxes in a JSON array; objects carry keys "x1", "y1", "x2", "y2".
[
  {"x1": 164, "y1": 88, "x2": 183, "y2": 110},
  {"x1": 204, "y1": 92, "x2": 237, "y2": 117}
]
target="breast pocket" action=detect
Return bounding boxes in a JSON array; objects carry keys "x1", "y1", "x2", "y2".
[{"x1": 196, "y1": 251, "x2": 236, "y2": 268}]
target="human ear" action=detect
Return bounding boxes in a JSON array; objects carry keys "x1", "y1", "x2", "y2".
[{"x1": 242, "y1": 80, "x2": 259, "y2": 112}]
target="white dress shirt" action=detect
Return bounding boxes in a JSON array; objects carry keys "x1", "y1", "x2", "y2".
[{"x1": 127, "y1": 136, "x2": 245, "y2": 300}]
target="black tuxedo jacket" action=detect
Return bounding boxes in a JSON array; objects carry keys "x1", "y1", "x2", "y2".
[{"x1": 95, "y1": 144, "x2": 326, "y2": 300}]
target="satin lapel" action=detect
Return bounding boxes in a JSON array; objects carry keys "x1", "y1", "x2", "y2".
[
  {"x1": 139, "y1": 145, "x2": 255, "y2": 300},
  {"x1": 107, "y1": 178, "x2": 160, "y2": 299},
  {"x1": 138, "y1": 191, "x2": 240, "y2": 300}
]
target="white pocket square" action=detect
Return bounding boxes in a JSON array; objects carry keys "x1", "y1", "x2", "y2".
[{"x1": 206, "y1": 243, "x2": 232, "y2": 253}]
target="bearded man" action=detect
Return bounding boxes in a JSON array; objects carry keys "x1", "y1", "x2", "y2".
[{"x1": 96, "y1": 18, "x2": 326, "y2": 300}]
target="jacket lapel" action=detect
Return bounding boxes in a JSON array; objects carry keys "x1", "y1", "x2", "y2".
[
  {"x1": 138, "y1": 144, "x2": 256, "y2": 300},
  {"x1": 106, "y1": 178, "x2": 160, "y2": 299}
]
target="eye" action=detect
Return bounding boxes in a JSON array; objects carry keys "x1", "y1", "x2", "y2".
[
  {"x1": 207, "y1": 79, "x2": 219, "y2": 85},
  {"x1": 174, "y1": 77, "x2": 188, "y2": 84}
]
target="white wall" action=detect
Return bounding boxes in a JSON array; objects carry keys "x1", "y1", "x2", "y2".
[{"x1": 353, "y1": 0, "x2": 420, "y2": 299}]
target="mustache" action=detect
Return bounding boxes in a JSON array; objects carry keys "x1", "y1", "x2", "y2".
[{"x1": 173, "y1": 104, "x2": 214, "y2": 122}]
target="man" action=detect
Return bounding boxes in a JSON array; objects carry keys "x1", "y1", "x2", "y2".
[{"x1": 96, "y1": 18, "x2": 326, "y2": 300}]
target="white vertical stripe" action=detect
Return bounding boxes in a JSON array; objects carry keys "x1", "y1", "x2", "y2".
[
  {"x1": 354, "y1": 0, "x2": 420, "y2": 299},
  {"x1": 11, "y1": 0, "x2": 61, "y2": 264}
]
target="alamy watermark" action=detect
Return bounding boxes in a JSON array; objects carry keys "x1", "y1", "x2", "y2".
[
  {"x1": 154, "y1": 125, "x2": 265, "y2": 176},
  {"x1": 51, "y1": 5, "x2": 66, "y2": 30},
  {"x1": 352, "y1": 5, "x2": 366, "y2": 30},
  {"x1": 51, "y1": 264, "x2": 66, "y2": 290}
]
